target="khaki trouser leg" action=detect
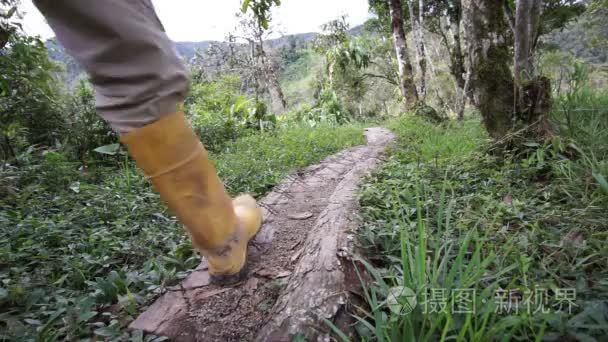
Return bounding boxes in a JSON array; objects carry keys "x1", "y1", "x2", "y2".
[
  {"x1": 33, "y1": 0, "x2": 190, "y2": 134},
  {"x1": 34, "y1": 1, "x2": 263, "y2": 282}
]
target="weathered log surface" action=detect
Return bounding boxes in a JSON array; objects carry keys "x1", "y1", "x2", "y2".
[{"x1": 129, "y1": 128, "x2": 395, "y2": 341}]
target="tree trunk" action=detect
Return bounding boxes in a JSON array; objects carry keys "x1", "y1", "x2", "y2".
[
  {"x1": 129, "y1": 129, "x2": 396, "y2": 342},
  {"x1": 458, "y1": 68, "x2": 471, "y2": 120},
  {"x1": 463, "y1": 0, "x2": 551, "y2": 141},
  {"x1": 462, "y1": 0, "x2": 514, "y2": 138},
  {"x1": 257, "y1": 37, "x2": 287, "y2": 112},
  {"x1": 447, "y1": 2, "x2": 466, "y2": 91},
  {"x1": 407, "y1": 0, "x2": 428, "y2": 98},
  {"x1": 249, "y1": 40, "x2": 263, "y2": 101},
  {"x1": 514, "y1": 0, "x2": 533, "y2": 100},
  {"x1": 265, "y1": 69, "x2": 287, "y2": 112},
  {"x1": 426, "y1": 45, "x2": 448, "y2": 110},
  {"x1": 514, "y1": 0, "x2": 552, "y2": 138},
  {"x1": 437, "y1": 3, "x2": 469, "y2": 114},
  {"x1": 529, "y1": 0, "x2": 541, "y2": 51},
  {"x1": 388, "y1": 0, "x2": 419, "y2": 110},
  {"x1": 503, "y1": 0, "x2": 516, "y2": 34},
  {"x1": 445, "y1": 2, "x2": 471, "y2": 117}
]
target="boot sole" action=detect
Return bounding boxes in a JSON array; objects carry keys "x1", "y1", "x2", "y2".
[
  {"x1": 209, "y1": 217, "x2": 260, "y2": 286},
  {"x1": 209, "y1": 255, "x2": 249, "y2": 286}
]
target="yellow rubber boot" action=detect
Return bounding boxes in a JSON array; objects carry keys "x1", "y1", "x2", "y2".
[{"x1": 120, "y1": 112, "x2": 262, "y2": 284}]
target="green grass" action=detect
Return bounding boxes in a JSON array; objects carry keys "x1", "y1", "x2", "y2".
[
  {"x1": 355, "y1": 106, "x2": 608, "y2": 341},
  {"x1": 216, "y1": 123, "x2": 365, "y2": 196},
  {"x1": 0, "y1": 123, "x2": 364, "y2": 341}
]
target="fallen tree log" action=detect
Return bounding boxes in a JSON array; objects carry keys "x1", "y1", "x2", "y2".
[{"x1": 130, "y1": 128, "x2": 395, "y2": 341}]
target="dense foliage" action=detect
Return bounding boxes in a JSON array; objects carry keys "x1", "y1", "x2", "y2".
[
  {"x1": 0, "y1": 122, "x2": 364, "y2": 340},
  {"x1": 355, "y1": 86, "x2": 608, "y2": 340},
  {"x1": 1, "y1": 0, "x2": 607, "y2": 339}
]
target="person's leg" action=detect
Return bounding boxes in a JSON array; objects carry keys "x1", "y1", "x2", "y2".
[
  {"x1": 34, "y1": 0, "x2": 188, "y2": 134},
  {"x1": 34, "y1": 0, "x2": 262, "y2": 284}
]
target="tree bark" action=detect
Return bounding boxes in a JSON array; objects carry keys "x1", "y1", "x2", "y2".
[
  {"x1": 437, "y1": 2, "x2": 469, "y2": 114},
  {"x1": 407, "y1": 0, "x2": 428, "y2": 98},
  {"x1": 514, "y1": 0, "x2": 533, "y2": 90},
  {"x1": 447, "y1": 1, "x2": 466, "y2": 91},
  {"x1": 529, "y1": 0, "x2": 542, "y2": 56},
  {"x1": 514, "y1": 0, "x2": 551, "y2": 137},
  {"x1": 462, "y1": 0, "x2": 514, "y2": 138},
  {"x1": 256, "y1": 128, "x2": 396, "y2": 341},
  {"x1": 458, "y1": 68, "x2": 471, "y2": 120},
  {"x1": 463, "y1": 0, "x2": 551, "y2": 141},
  {"x1": 426, "y1": 44, "x2": 448, "y2": 110},
  {"x1": 446, "y1": 1, "x2": 470, "y2": 117},
  {"x1": 265, "y1": 67, "x2": 287, "y2": 112},
  {"x1": 388, "y1": 0, "x2": 419, "y2": 110},
  {"x1": 256, "y1": 37, "x2": 287, "y2": 112},
  {"x1": 503, "y1": 0, "x2": 516, "y2": 34}
]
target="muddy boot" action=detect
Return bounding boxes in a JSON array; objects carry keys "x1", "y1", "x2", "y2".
[{"x1": 121, "y1": 112, "x2": 262, "y2": 285}]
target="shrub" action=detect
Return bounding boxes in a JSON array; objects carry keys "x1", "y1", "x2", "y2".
[
  {"x1": 60, "y1": 81, "x2": 116, "y2": 163},
  {"x1": 187, "y1": 74, "x2": 278, "y2": 152},
  {"x1": 291, "y1": 89, "x2": 350, "y2": 126},
  {"x1": 0, "y1": 33, "x2": 64, "y2": 160}
]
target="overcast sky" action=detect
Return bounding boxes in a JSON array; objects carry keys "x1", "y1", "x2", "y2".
[{"x1": 20, "y1": 0, "x2": 372, "y2": 42}]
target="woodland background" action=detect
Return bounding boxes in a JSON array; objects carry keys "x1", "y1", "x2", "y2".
[{"x1": 1, "y1": 0, "x2": 607, "y2": 340}]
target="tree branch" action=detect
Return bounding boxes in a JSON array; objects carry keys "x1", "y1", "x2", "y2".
[{"x1": 361, "y1": 73, "x2": 398, "y2": 85}]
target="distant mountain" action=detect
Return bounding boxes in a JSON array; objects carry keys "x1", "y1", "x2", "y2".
[
  {"x1": 45, "y1": 39, "x2": 219, "y2": 82},
  {"x1": 45, "y1": 25, "x2": 363, "y2": 85},
  {"x1": 266, "y1": 32, "x2": 318, "y2": 49},
  {"x1": 543, "y1": 10, "x2": 608, "y2": 64},
  {"x1": 45, "y1": 36, "x2": 316, "y2": 83},
  {"x1": 174, "y1": 41, "x2": 215, "y2": 60}
]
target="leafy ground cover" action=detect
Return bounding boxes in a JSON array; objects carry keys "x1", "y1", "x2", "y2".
[
  {"x1": 355, "y1": 93, "x2": 608, "y2": 341},
  {"x1": 0, "y1": 123, "x2": 364, "y2": 341}
]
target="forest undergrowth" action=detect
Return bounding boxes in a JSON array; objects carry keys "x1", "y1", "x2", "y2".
[
  {"x1": 354, "y1": 89, "x2": 608, "y2": 341},
  {"x1": 0, "y1": 123, "x2": 364, "y2": 340}
]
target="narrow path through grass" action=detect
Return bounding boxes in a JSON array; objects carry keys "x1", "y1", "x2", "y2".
[{"x1": 0, "y1": 124, "x2": 364, "y2": 340}]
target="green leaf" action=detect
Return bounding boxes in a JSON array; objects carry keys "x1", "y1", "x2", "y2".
[
  {"x1": 129, "y1": 330, "x2": 144, "y2": 342},
  {"x1": 151, "y1": 337, "x2": 169, "y2": 342},
  {"x1": 0, "y1": 78, "x2": 8, "y2": 96},
  {"x1": 592, "y1": 173, "x2": 608, "y2": 194},
  {"x1": 241, "y1": 0, "x2": 251, "y2": 13},
  {"x1": 69, "y1": 181, "x2": 80, "y2": 193},
  {"x1": 79, "y1": 310, "x2": 97, "y2": 323},
  {"x1": 93, "y1": 143, "x2": 120, "y2": 155},
  {"x1": 323, "y1": 318, "x2": 351, "y2": 342},
  {"x1": 39, "y1": 309, "x2": 65, "y2": 337},
  {"x1": 292, "y1": 334, "x2": 307, "y2": 342},
  {"x1": 24, "y1": 318, "x2": 42, "y2": 325},
  {"x1": 7, "y1": 6, "x2": 17, "y2": 18},
  {"x1": 77, "y1": 297, "x2": 97, "y2": 323},
  {"x1": 53, "y1": 274, "x2": 69, "y2": 285},
  {"x1": 94, "y1": 326, "x2": 119, "y2": 338}
]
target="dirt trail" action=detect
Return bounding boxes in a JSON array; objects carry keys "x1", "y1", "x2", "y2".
[{"x1": 130, "y1": 127, "x2": 395, "y2": 341}]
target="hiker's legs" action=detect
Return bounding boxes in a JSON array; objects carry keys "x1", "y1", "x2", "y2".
[
  {"x1": 33, "y1": 0, "x2": 189, "y2": 134},
  {"x1": 34, "y1": 0, "x2": 263, "y2": 284}
]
